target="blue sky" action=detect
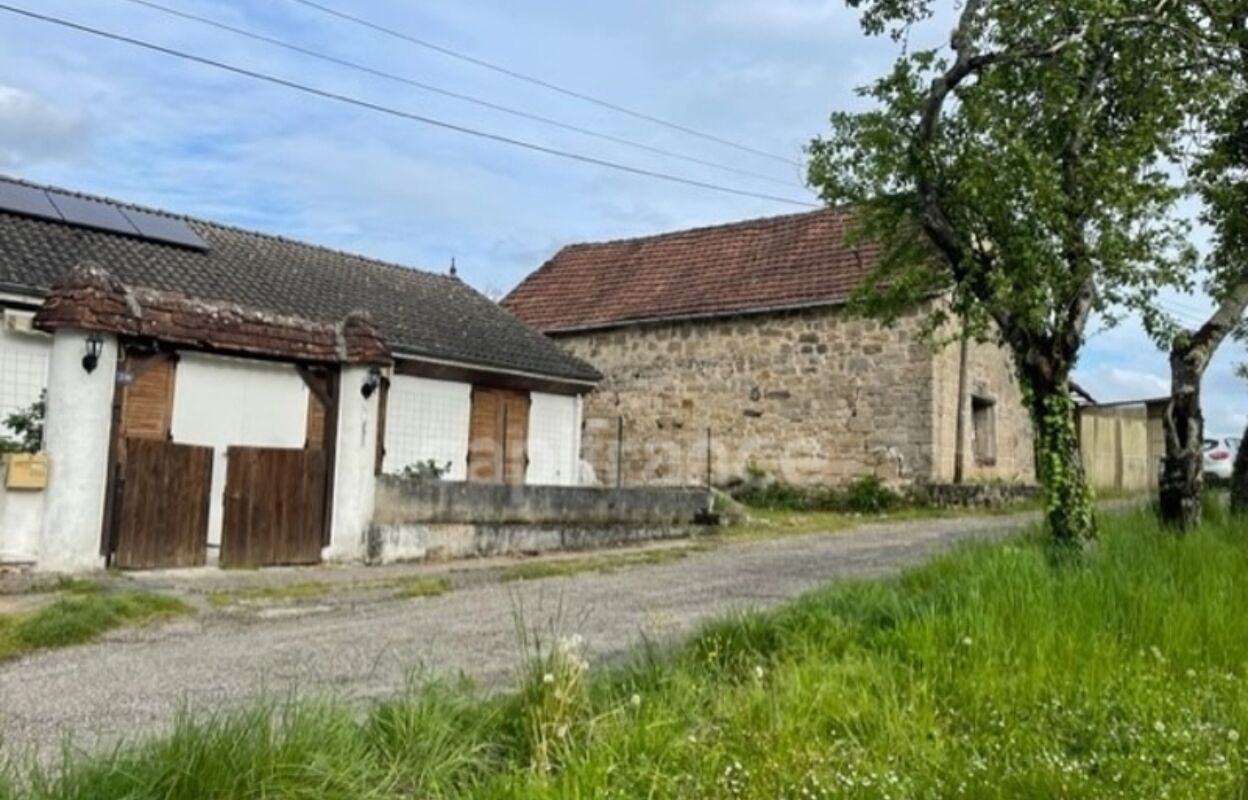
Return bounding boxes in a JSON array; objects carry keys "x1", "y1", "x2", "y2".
[{"x1": 0, "y1": 0, "x2": 1243, "y2": 435}]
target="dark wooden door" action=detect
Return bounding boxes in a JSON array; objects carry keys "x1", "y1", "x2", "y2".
[
  {"x1": 221, "y1": 446, "x2": 327, "y2": 567},
  {"x1": 113, "y1": 438, "x2": 213, "y2": 569}
]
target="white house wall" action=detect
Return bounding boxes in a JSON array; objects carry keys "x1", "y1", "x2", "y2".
[
  {"x1": 382, "y1": 375, "x2": 471, "y2": 479},
  {"x1": 0, "y1": 313, "x2": 51, "y2": 423},
  {"x1": 527, "y1": 392, "x2": 582, "y2": 486},
  {"x1": 169, "y1": 352, "x2": 309, "y2": 550}
]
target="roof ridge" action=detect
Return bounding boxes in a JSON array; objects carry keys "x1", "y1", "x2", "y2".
[
  {"x1": 557, "y1": 205, "x2": 850, "y2": 251},
  {"x1": 0, "y1": 173, "x2": 458, "y2": 285}
]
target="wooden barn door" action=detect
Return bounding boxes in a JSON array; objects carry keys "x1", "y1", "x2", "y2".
[
  {"x1": 467, "y1": 387, "x2": 529, "y2": 484},
  {"x1": 220, "y1": 447, "x2": 327, "y2": 567},
  {"x1": 106, "y1": 349, "x2": 214, "y2": 570},
  {"x1": 112, "y1": 439, "x2": 213, "y2": 569}
]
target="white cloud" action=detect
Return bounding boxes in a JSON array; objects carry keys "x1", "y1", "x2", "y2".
[
  {"x1": 1077, "y1": 366, "x2": 1170, "y2": 402},
  {"x1": 0, "y1": 85, "x2": 91, "y2": 168}
]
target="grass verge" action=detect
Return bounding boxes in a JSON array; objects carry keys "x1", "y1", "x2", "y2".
[
  {"x1": 496, "y1": 547, "x2": 695, "y2": 582},
  {"x1": 0, "y1": 591, "x2": 191, "y2": 663},
  {"x1": 4, "y1": 505, "x2": 1246, "y2": 798},
  {"x1": 392, "y1": 576, "x2": 453, "y2": 599},
  {"x1": 206, "y1": 581, "x2": 331, "y2": 607}
]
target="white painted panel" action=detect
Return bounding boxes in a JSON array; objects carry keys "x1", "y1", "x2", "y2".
[
  {"x1": 528, "y1": 392, "x2": 580, "y2": 486},
  {"x1": 0, "y1": 318, "x2": 51, "y2": 425},
  {"x1": 382, "y1": 375, "x2": 471, "y2": 480},
  {"x1": 170, "y1": 353, "x2": 309, "y2": 547}
]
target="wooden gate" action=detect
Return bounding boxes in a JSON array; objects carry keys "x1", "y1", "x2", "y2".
[
  {"x1": 221, "y1": 446, "x2": 327, "y2": 567},
  {"x1": 112, "y1": 438, "x2": 213, "y2": 569}
]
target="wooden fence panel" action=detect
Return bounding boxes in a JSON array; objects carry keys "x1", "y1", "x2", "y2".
[
  {"x1": 221, "y1": 446, "x2": 327, "y2": 567},
  {"x1": 113, "y1": 438, "x2": 212, "y2": 569}
]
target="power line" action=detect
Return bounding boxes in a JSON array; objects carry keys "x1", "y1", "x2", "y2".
[
  {"x1": 286, "y1": 0, "x2": 804, "y2": 168},
  {"x1": 118, "y1": 0, "x2": 803, "y2": 190},
  {"x1": 0, "y1": 5, "x2": 820, "y2": 209}
]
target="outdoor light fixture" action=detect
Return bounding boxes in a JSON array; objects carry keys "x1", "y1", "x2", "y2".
[
  {"x1": 82, "y1": 332, "x2": 104, "y2": 374},
  {"x1": 361, "y1": 366, "x2": 383, "y2": 399}
]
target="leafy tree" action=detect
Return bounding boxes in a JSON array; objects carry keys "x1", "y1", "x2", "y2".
[
  {"x1": 0, "y1": 391, "x2": 45, "y2": 454},
  {"x1": 1159, "y1": 4, "x2": 1248, "y2": 528},
  {"x1": 808, "y1": 0, "x2": 1200, "y2": 548}
]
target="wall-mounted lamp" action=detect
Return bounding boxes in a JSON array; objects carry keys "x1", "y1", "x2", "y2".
[
  {"x1": 361, "y1": 366, "x2": 383, "y2": 399},
  {"x1": 82, "y1": 332, "x2": 104, "y2": 374}
]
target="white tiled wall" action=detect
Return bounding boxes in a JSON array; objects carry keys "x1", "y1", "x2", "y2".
[
  {"x1": 382, "y1": 375, "x2": 472, "y2": 480},
  {"x1": 527, "y1": 392, "x2": 582, "y2": 486},
  {"x1": 0, "y1": 313, "x2": 51, "y2": 428}
]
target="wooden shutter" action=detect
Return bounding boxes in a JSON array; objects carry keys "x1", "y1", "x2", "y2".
[
  {"x1": 468, "y1": 387, "x2": 503, "y2": 483},
  {"x1": 502, "y1": 390, "x2": 529, "y2": 485},
  {"x1": 119, "y1": 353, "x2": 177, "y2": 440},
  {"x1": 468, "y1": 387, "x2": 530, "y2": 484},
  {"x1": 306, "y1": 393, "x2": 326, "y2": 450}
]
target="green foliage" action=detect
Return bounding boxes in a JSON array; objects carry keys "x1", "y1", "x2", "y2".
[
  {"x1": 7, "y1": 509, "x2": 1248, "y2": 798},
  {"x1": 392, "y1": 576, "x2": 453, "y2": 599},
  {"x1": 732, "y1": 474, "x2": 903, "y2": 515},
  {"x1": 807, "y1": 1, "x2": 1208, "y2": 544},
  {"x1": 394, "y1": 459, "x2": 452, "y2": 481},
  {"x1": 0, "y1": 391, "x2": 45, "y2": 454}
]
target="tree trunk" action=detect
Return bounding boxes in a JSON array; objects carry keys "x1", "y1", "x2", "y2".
[
  {"x1": 1025, "y1": 368, "x2": 1097, "y2": 548},
  {"x1": 1232, "y1": 417, "x2": 1248, "y2": 516},
  {"x1": 1160, "y1": 345, "x2": 1208, "y2": 530}
]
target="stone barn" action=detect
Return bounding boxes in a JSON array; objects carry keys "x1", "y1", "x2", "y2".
[{"x1": 503, "y1": 209, "x2": 1036, "y2": 488}]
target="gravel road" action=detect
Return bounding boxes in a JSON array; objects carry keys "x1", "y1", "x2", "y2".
[{"x1": 0, "y1": 511, "x2": 1044, "y2": 761}]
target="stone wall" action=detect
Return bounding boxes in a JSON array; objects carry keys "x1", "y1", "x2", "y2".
[
  {"x1": 930, "y1": 333, "x2": 1036, "y2": 483},
  {"x1": 557, "y1": 304, "x2": 1035, "y2": 488}
]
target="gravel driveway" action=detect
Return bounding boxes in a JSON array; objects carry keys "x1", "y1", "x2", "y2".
[{"x1": 0, "y1": 511, "x2": 1045, "y2": 762}]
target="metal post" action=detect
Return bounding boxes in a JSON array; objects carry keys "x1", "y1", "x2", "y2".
[
  {"x1": 616, "y1": 416, "x2": 624, "y2": 489},
  {"x1": 705, "y1": 427, "x2": 712, "y2": 487}
]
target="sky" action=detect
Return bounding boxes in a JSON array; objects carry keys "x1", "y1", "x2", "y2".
[{"x1": 0, "y1": 0, "x2": 1242, "y2": 435}]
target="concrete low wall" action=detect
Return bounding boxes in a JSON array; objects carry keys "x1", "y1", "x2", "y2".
[
  {"x1": 373, "y1": 478, "x2": 711, "y2": 526},
  {"x1": 369, "y1": 478, "x2": 712, "y2": 564},
  {"x1": 0, "y1": 464, "x2": 43, "y2": 564}
]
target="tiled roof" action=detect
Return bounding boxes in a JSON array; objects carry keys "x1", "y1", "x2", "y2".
[
  {"x1": 0, "y1": 176, "x2": 599, "y2": 383},
  {"x1": 502, "y1": 208, "x2": 879, "y2": 332}
]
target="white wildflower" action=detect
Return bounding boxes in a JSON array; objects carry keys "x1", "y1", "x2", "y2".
[
  {"x1": 542, "y1": 672, "x2": 555, "y2": 685},
  {"x1": 630, "y1": 693, "x2": 642, "y2": 709},
  {"x1": 754, "y1": 665, "x2": 765, "y2": 680},
  {"x1": 961, "y1": 636, "x2": 973, "y2": 647},
  {"x1": 1229, "y1": 729, "x2": 1240, "y2": 743}
]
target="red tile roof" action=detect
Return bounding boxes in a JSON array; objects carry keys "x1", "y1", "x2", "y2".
[{"x1": 502, "y1": 208, "x2": 879, "y2": 332}]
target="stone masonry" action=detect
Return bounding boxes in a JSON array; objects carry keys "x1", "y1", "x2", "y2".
[{"x1": 556, "y1": 303, "x2": 1035, "y2": 488}]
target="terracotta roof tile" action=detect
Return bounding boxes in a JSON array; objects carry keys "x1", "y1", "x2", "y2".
[{"x1": 502, "y1": 208, "x2": 878, "y2": 332}]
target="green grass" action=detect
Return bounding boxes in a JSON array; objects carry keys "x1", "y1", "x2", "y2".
[
  {"x1": 392, "y1": 576, "x2": 453, "y2": 599},
  {"x1": 206, "y1": 581, "x2": 331, "y2": 607},
  {"x1": 5, "y1": 506, "x2": 1248, "y2": 798},
  {"x1": 496, "y1": 547, "x2": 695, "y2": 582},
  {"x1": 0, "y1": 591, "x2": 191, "y2": 663}
]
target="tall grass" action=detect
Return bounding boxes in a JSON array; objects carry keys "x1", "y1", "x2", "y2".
[{"x1": 4, "y1": 506, "x2": 1248, "y2": 798}]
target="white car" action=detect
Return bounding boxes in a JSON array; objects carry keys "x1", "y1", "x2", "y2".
[{"x1": 1204, "y1": 437, "x2": 1241, "y2": 482}]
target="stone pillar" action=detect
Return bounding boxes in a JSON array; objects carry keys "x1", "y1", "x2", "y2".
[
  {"x1": 324, "y1": 364, "x2": 383, "y2": 562},
  {"x1": 39, "y1": 329, "x2": 117, "y2": 572}
]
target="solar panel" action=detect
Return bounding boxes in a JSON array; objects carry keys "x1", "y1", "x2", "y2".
[
  {"x1": 122, "y1": 208, "x2": 208, "y2": 250},
  {"x1": 47, "y1": 191, "x2": 140, "y2": 236},
  {"x1": 0, "y1": 180, "x2": 64, "y2": 222}
]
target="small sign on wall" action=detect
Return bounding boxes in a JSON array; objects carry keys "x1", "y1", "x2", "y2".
[{"x1": 4, "y1": 453, "x2": 49, "y2": 490}]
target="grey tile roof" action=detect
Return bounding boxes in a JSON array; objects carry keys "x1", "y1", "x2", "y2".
[{"x1": 0, "y1": 176, "x2": 599, "y2": 383}]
